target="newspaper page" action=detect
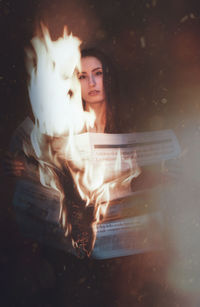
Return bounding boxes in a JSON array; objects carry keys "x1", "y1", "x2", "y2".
[
  {"x1": 92, "y1": 212, "x2": 164, "y2": 259},
  {"x1": 88, "y1": 130, "x2": 180, "y2": 166},
  {"x1": 11, "y1": 117, "x2": 181, "y2": 258}
]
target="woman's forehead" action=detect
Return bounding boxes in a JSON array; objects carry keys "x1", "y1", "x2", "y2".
[{"x1": 80, "y1": 56, "x2": 102, "y2": 72}]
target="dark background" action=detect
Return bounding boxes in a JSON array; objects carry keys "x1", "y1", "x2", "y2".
[{"x1": 1, "y1": 0, "x2": 200, "y2": 306}]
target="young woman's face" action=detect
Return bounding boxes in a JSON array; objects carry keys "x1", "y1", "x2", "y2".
[{"x1": 78, "y1": 56, "x2": 105, "y2": 105}]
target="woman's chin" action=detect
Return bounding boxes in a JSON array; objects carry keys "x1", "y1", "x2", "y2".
[{"x1": 86, "y1": 98, "x2": 105, "y2": 105}]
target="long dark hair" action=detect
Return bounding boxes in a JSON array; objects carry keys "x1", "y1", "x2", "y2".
[{"x1": 81, "y1": 48, "x2": 120, "y2": 133}]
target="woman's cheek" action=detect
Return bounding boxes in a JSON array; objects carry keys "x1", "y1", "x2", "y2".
[{"x1": 98, "y1": 77, "x2": 104, "y2": 91}]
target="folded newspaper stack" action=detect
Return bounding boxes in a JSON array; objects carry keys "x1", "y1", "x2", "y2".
[{"x1": 12, "y1": 117, "x2": 181, "y2": 259}]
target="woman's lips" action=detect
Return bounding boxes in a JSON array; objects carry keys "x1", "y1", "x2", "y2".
[{"x1": 88, "y1": 90, "x2": 100, "y2": 96}]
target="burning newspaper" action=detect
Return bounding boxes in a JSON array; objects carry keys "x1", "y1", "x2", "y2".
[
  {"x1": 11, "y1": 25, "x2": 181, "y2": 258},
  {"x1": 12, "y1": 117, "x2": 180, "y2": 258}
]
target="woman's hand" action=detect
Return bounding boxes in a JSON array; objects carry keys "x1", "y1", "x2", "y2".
[{"x1": 2, "y1": 152, "x2": 25, "y2": 177}]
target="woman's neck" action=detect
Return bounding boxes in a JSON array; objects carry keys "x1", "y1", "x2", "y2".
[{"x1": 85, "y1": 100, "x2": 106, "y2": 133}]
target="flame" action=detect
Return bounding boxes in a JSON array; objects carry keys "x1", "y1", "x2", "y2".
[{"x1": 24, "y1": 24, "x2": 140, "y2": 257}]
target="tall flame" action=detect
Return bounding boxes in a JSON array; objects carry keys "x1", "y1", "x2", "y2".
[{"x1": 24, "y1": 24, "x2": 140, "y2": 257}]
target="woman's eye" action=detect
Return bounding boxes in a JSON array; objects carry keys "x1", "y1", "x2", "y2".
[
  {"x1": 78, "y1": 75, "x2": 86, "y2": 80},
  {"x1": 96, "y1": 71, "x2": 103, "y2": 76}
]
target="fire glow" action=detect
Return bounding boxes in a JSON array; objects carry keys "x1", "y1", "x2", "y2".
[{"x1": 24, "y1": 24, "x2": 140, "y2": 257}]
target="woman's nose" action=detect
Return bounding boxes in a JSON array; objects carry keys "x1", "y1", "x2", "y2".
[{"x1": 88, "y1": 74, "x2": 96, "y2": 87}]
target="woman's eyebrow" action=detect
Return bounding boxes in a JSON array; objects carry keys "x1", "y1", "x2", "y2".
[
  {"x1": 92, "y1": 67, "x2": 102, "y2": 72},
  {"x1": 79, "y1": 67, "x2": 102, "y2": 74}
]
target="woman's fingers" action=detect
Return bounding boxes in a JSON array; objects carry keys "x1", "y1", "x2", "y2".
[
  {"x1": 2, "y1": 153, "x2": 25, "y2": 176},
  {"x1": 11, "y1": 161, "x2": 25, "y2": 169},
  {"x1": 3, "y1": 160, "x2": 24, "y2": 170}
]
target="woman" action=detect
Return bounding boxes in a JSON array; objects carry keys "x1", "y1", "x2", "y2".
[
  {"x1": 4, "y1": 48, "x2": 121, "y2": 176},
  {"x1": 80, "y1": 48, "x2": 120, "y2": 133},
  {"x1": 4, "y1": 49, "x2": 164, "y2": 257}
]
